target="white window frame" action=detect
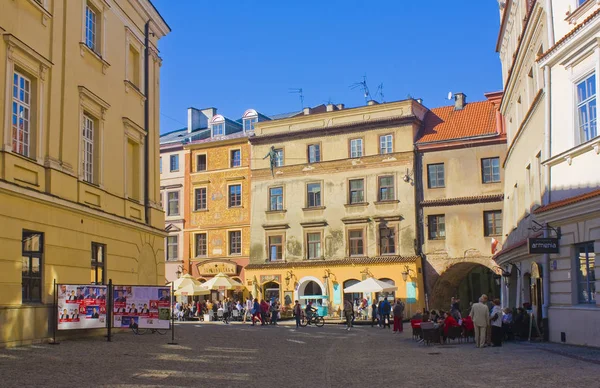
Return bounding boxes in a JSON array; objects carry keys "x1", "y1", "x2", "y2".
[
  {"x1": 170, "y1": 154, "x2": 179, "y2": 172},
  {"x1": 379, "y1": 134, "x2": 393, "y2": 154},
  {"x1": 85, "y1": 5, "x2": 97, "y2": 51},
  {"x1": 212, "y1": 122, "x2": 225, "y2": 137},
  {"x1": 350, "y1": 138, "x2": 363, "y2": 158},
  {"x1": 243, "y1": 116, "x2": 258, "y2": 132},
  {"x1": 82, "y1": 0, "x2": 106, "y2": 58},
  {"x1": 166, "y1": 235, "x2": 178, "y2": 261},
  {"x1": 230, "y1": 148, "x2": 242, "y2": 168},
  {"x1": 78, "y1": 86, "x2": 108, "y2": 187},
  {"x1": 11, "y1": 71, "x2": 32, "y2": 157},
  {"x1": 228, "y1": 184, "x2": 242, "y2": 208},
  {"x1": 274, "y1": 149, "x2": 284, "y2": 167},
  {"x1": 82, "y1": 114, "x2": 94, "y2": 183},
  {"x1": 167, "y1": 191, "x2": 180, "y2": 216},
  {"x1": 575, "y1": 72, "x2": 597, "y2": 144}
]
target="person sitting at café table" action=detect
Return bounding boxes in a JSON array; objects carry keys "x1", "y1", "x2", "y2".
[
  {"x1": 442, "y1": 310, "x2": 460, "y2": 343},
  {"x1": 430, "y1": 310, "x2": 440, "y2": 323}
]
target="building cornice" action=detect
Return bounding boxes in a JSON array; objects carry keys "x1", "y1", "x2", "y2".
[
  {"x1": 246, "y1": 255, "x2": 419, "y2": 270},
  {"x1": 503, "y1": 89, "x2": 544, "y2": 168},
  {"x1": 420, "y1": 194, "x2": 504, "y2": 208}
]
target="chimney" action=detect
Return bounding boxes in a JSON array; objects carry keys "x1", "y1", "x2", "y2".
[
  {"x1": 367, "y1": 100, "x2": 379, "y2": 106},
  {"x1": 303, "y1": 107, "x2": 311, "y2": 115},
  {"x1": 454, "y1": 93, "x2": 466, "y2": 110},
  {"x1": 326, "y1": 104, "x2": 335, "y2": 112},
  {"x1": 187, "y1": 107, "x2": 216, "y2": 133},
  {"x1": 336, "y1": 104, "x2": 345, "y2": 110}
]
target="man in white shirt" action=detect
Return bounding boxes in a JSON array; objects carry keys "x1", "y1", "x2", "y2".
[{"x1": 244, "y1": 297, "x2": 253, "y2": 324}]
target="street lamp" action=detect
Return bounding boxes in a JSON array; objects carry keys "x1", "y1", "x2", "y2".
[
  {"x1": 401, "y1": 265, "x2": 415, "y2": 282},
  {"x1": 492, "y1": 266, "x2": 511, "y2": 286}
]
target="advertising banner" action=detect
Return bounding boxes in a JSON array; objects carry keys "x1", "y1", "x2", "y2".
[
  {"x1": 528, "y1": 238, "x2": 560, "y2": 254},
  {"x1": 112, "y1": 286, "x2": 170, "y2": 329},
  {"x1": 57, "y1": 285, "x2": 108, "y2": 330}
]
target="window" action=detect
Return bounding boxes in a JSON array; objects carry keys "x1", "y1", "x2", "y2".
[
  {"x1": 228, "y1": 184, "x2": 242, "y2": 207},
  {"x1": 85, "y1": 5, "x2": 97, "y2": 51},
  {"x1": 127, "y1": 45, "x2": 140, "y2": 88},
  {"x1": 348, "y1": 230, "x2": 364, "y2": 256},
  {"x1": 230, "y1": 149, "x2": 241, "y2": 168},
  {"x1": 194, "y1": 188, "x2": 207, "y2": 211},
  {"x1": 195, "y1": 233, "x2": 207, "y2": 257},
  {"x1": 307, "y1": 233, "x2": 322, "y2": 259},
  {"x1": 427, "y1": 163, "x2": 445, "y2": 188},
  {"x1": 349, "y1": 179, "x2": 365, "y2": 204},
  {"x1": 307, "y1": 183, "x2": 322, "y2": 208},
  {"x1": 484, "y1": 211, "x2": 502, "y2": 236},
  {"x1": 12, "y1": 71, "x2": 31, "y2": 157},
  {"x1": 91, "y1": 242, "x2": 105, "y2": 285},
  {"x1": 268, "y1": 236, "x2": 283, "y2": 261},
  {"x1": 159, "y1": 157, "x2": 162, "y2": 174},
  {"x1": 274, "y1": 149, "x2": 284, "y2": 167},
  {"x1": 243, "y1": 116, "x2": 257, "y2": 132},
  {"x1": 379, "y1": 134, "x2": 393, "y2": 154},
  {"x1": 229, "y1": 231, "x2": 242, "y2": 255},
  {"x1": 212, "y1": 122, "x2": 225, "y2": 137},
  {"x1": 379, "y1": 226, "x2": 396, "y2": 255},
  {"x1": 22, "y1": 231, "x2": 43, "y2": 303},
  {"x1": 350, "y1": 138, "x2": 363, "y2": 158},
  {"x1": 166, "y1": 236, "x2": 178, "y2": 261},
  {"x1": 576, "y1": 243, "x2": 596, "y2": 304},
  {"x1": 269, "y1": 187, "x2": 283, "y2": 211},
  {"x1": 196, "y1": 154, "x2": 207, "y2": 171},
  {"x1": 167, "y1": 191, "x2": 179, "y2": 216},
  {"x1": 482, "y1": 157, "x2": 501, "y2": 183},
  {"x1": 170, "y1": 154, "x2": 179, "y2": 171},
  {"x1": 577, "y1": 0, "x2": 587, "y2": 6},
  {"x1": 576, "y1": 73, "x2": 597, "y2": 143},
  {"x1": 378, "y1": 176, "x2": 395, "y2": 201},
  {"x1": 428, "y1": 215, "x2": 446, "y2": 240},
  {"x1": 525, "y1": 164, "x2": 531, "y2": 213},
  {"x1": 82, "y1": 114, "x2": 94, "y2": 183},
  {"x1": 307, "y1": 144, "x2": 321, "y2": 163},
  {"x1": 126, "y1": 139, "x2": 141, "y2": 200}
]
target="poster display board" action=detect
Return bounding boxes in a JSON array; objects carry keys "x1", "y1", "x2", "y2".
[
  {"x1": 113, "y1": 286, "x2": 171, "y2": 329},
  {"x1": 57, "y1": 285, "x2": 108, "y2": 330}
]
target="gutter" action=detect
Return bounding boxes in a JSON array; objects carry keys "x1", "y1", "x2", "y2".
[
  {"x1": 413, "y1": 144, "x2": 428, "y2": 309},
  {"x1": 144, "y1": 21, "x2": 151, "y2": 224}
]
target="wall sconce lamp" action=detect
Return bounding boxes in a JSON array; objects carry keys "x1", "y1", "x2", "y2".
[
  {"x1": 175, "y1": 265, "x2": 185, "y2": 279},
  {"x1": 492, "y1": 266, "x2": 512, "y2": 287},
  {"x1": 285, "y1": 270, "x2": 296, "y2": 287},
  {"x1": 401, "y1": 265, "x2": 416, "y2": 282},
  {"x1": 323, "y1": 269, "x2": 336, "y2": 282}
]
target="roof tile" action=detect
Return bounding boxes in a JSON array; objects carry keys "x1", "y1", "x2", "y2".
[{"x1": 533, "y1": 188, "x2": 600, "y2": 214}]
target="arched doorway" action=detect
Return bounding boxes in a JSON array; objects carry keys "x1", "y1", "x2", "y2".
[
  {"x1": 263, "y1": 281, "x2": 280, "y2": 302},
  {"x1": 296, "y1": 276, "x2": 326, "y2": 308},
  {"x1": 376, "y1": 278, "x2": 395, "y2": 302},
  {"x1": 344, "y1": 279, "x2": 362, "y2": 304},
  {"x1": 431, "y1": 262, "x2": 500, "y2": 314}
]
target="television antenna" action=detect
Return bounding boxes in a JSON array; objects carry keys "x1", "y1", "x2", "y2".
[
  {"x1": 350, "y1": 75, "x2": 372, "y2": 104},
  {"x1": 375, "y1": 83, "x2": 385, "y2": 103},
  {"x1": 289, "y1": 88, "x2": 305, "y2": 110}
]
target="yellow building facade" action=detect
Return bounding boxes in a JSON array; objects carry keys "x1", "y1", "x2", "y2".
[
  {"x1": 0, "y1": 0, "x2": 169, "y2": 346},
  {"x1": 246, "y1": 102, "x2": 428, "y2": 315}
]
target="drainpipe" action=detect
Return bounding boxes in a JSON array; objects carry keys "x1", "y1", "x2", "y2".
[
  {"x1": 541, "y1": 64, "x2": 551, "y2": 341},
  {"x1": 413, "y1": 146, "x2": 428, "y2": 309},
  {"x1": 545, "y1": 0, "x2": 555, "y2": 47},
  {"x1": 143, "y1": 21, "x2": 151, "y2": 224}
]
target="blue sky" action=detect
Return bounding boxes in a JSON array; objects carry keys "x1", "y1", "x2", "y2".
[{"x1": 152, "y1": 0, "x2": 503, "y2": 133}]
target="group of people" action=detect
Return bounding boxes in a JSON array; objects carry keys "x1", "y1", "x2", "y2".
[
  {"x1": 341, "y1": 298, "x2": 405, "y2": 332},
  {"x1": 411, "y1": 297, "x2": 466, "y2": 344},
  {"x1": 174, "y1": 298, "x2": 244, "y2": 323}
]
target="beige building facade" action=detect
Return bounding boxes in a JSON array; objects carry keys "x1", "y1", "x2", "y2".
[{"x1": 0, "y1": 1, "x2": 169, "y2": 346}]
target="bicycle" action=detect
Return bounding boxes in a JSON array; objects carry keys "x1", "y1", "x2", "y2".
[
  {"x1": 130, "y1": 323, "x2": 167, "y2": 335},
  {"x1": 299, "y1": 312, "x2": 325, "y2": 328}
]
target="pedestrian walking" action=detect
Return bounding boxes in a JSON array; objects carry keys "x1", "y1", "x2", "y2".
[
  {"x1": 490, "y1": 299, "x2": 503, "y2": 347},
  {"x1": 270, "y1": 301, "x2": 280, "y2": 325},
  {"x1": 470, "y1": 294, "x2": 489, "y2": 348},
  {"x1": 344, "y1": 299, "x2": 353, "y2": 330},
  {"x1": 244, "y1": 296, "x2": 252, "y2": 323},
  {"x1": 251, "y1": 298, "x2": 261, "y2": 326},
  {"x1": 371, "y1": 301, "x2": 379, "y2": 327},
  {"x1": 260, "y1": 299, "x2": 269, "y2": 326},
  {"x1": 381, "y1": 297, "x2": 391, "y2": 329},
  {"x1": 222, "y1": 298, "x2": 230, "y2": 324},
  {"x1": 393, "y1": 299, "x2": 405, "y2": 333},
  {"x1": 293, "y1": 300, "x2": 302, "y2": 328}
]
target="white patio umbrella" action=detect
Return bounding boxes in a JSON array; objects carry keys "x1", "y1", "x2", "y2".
[
  {"x1": 343, "y1": 278, "x2": 398, "y2": 293},
  {"x1": 174, "y1": 283, "x2": 210, "y2": 297},
  {"x1": 202, "y1": 272, "x2": 244, "y2": 290},
  {"x1": 168, "y1": 273, "x2": 200, "y2": 291}
]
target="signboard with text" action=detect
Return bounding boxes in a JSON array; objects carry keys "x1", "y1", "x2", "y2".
[
  {"x1": 113, "y1": 286, "x2": 170, "y2": 330},
  {"x1": 57, "y1": 285, "x2": 107, "y2": 330},
  {"x1": 197, "y1": 261, "x2": 237, "y2": 276},
  {"x1": 528, "y1": 238, "x2": 559, "y2": 254}
]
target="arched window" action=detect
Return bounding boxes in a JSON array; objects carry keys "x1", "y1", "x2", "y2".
[
  {"x1": 210, "y1": 115, "x2": 225, "y2": 137},
  {"x1": 263, "y1": 281, "x2": 280, "y2": 302},
  {"x1": 343, "y1": 279, "x2": 362, "y2": 304},
  {"x1": 242, "y1": 109, "x2": 258, "y2": 132}
]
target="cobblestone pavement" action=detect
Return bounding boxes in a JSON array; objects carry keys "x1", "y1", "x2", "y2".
[{"x1": 0, "y1": 322, "x2": 598, "y2": 388}]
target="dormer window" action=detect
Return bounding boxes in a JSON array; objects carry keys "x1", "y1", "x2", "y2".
[
  {"x1": 242, "y1": 109, "x2": 258, "y2": 132},
  {"x1": 210, "y1": 115, "x2": 225, "y2": 137}
]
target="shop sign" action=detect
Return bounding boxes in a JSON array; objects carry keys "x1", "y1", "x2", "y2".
[
  {"x1": 260, "y1": 275, "x2": 281, "y2": 284},
  {"x1": 528, "y1": 238, "x2": 559, "y2": 254},
  {"x1": 197, "y1": 261, "x2": 237, "y2": 276}
]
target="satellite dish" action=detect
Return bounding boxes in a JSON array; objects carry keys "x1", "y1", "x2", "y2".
[{"x1": 447, "y1": 92, "x2": 453, "y2": 100}]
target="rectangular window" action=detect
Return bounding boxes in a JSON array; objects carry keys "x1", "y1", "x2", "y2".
[
  {"x1": 349, "y1": 230, "x2": 364, "y2": 256},
  {"x1": 274, "y1": 149, "x2": 284, "y2": 167},
  {"x1": 212, "y1": 122, "x2": 225, "y2": 136},
  {"x1": 427, "y1": 163, "x2": 445, "y2": 188},
  {"x1": 91, "y1": 242, "x2": 105, "y2": 285},
  {"x1": 22, "y1": 231, "x2": 43, "y2": 303},
  {"x1": 170, "y1": 154, "x2": 179, "y2": 171},
  {"x1": 85, "y1": 5, "x2": 97, "y2": 51},
  {"x1": 379, "y1": 226, "x2": 396, "y2": 255},
  {"x1": 428, "y1": 215, "x2": 446, "y2": 240},
  {"x1": 194, "y1": 187, "x2": 207, "y2": 211},
  {"x1": 243, "y1": 117, "x2": 257, "y2": 132},
  {"x1": 576, "y1": 243, "x2": 596, "y2": 304},
  {"x1": 228, "y1": 184, "x2": 242, "y2": 207},
  {"x1": 350, "y1": 138, "x2": 363, "y2": 158},
  {"x1": 349, "y1": 179, "x2": 365, "y2": 204},
  {"x1": 126, "y1": 139, "x2": 140, "y2": 200},
  {"x1": 12, "y1": 71, "x2": 31, "y2": 157},
  {"x1": 167, "y1": 191, "x2": 179, "y2": 216},
  {"x1": 307, "y1": 233, "x2": 322, "y2": 259},
  {"x1": 195, "y1": 233, "x2": 207, "y2": 257},
  {"x1": 307, "y1": 183, "x2": 322, "y2": 208},
  {"x1": 482, "y1": 157, "x2": 501, "y2": 183},
  {"x1": 128, "y1": 45, "x2": 140, "y2": 88},
  {"x1": 379, "y1": 134, "x2": 393, "y2": 154},
  {"x1": 378, "y1": 175, "x2": 395, "y2": 201},
  {"x1": 229, "y1": 231, "x2": 242, "y2": 255},
  {"x1": 269, "y1": 187, "x2": 283, "y2": 211},
  {"x1": 576, "y1": 73, "x2": 597, "y2": 143},
  {"x1": 82, "y1": 114, "x2": 94, "y2": 183},
  {"x1": 166, "y1": 236, "x2": 178, "y2": 261},
  {"x1": 230, "y1": 149, "x2": 241, "y2": 168},
  {"x1": 196, "y1": 154, "x2": 207, "y2": 171},
  {"x1": 268, "y1": 236, "x2": 283, "y2": 261},
  {"x1": 307, "y1": 144, "x2": 321, "y2": 163},
  {"x1": 483, "y1": 211, "x2": 502, "y2": 236}
]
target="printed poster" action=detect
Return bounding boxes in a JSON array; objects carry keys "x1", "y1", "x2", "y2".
[
  {"x1": 113, "y1": 286, "x2": 170, "y2": 329},
  {"x1": 57, "y1": 285, "x2": 107, "y2": 330}
]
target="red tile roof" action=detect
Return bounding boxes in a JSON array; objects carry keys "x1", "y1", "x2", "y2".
[
  {"x1": 417, "y1": 100, "x2": 499, "y2": 144},
  {"x1": 533, "y1": 188, "x2": 600, "y2": 214}
]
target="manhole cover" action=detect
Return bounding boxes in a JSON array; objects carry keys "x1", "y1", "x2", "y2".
[{"x1": 428, "y1": 352, "x2": 441, "y2": 355}]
